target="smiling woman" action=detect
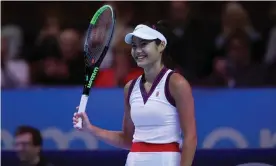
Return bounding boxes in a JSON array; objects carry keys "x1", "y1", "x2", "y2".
[
  {"x1": 122, "y1": 20, "x2": 197, "y2": 166},
  {"x1": 73, "y1": 20, "x2": 197, "y2": 166}
]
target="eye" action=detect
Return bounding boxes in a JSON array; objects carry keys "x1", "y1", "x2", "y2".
[
  {"x1": 141, "y1": 42, "x2": 147, "y2": 47},
  {"x1": 131, "y1": 44, "x2": 137, "y2": 48}
]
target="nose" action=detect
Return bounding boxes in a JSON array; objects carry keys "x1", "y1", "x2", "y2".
[{"x1": 135, "y1": 47, "x2": 143, "y2": 54}]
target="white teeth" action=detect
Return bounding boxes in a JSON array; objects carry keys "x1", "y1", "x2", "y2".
[{"x1": 136, "y1": 55, "x2": 146, "y2": 60}]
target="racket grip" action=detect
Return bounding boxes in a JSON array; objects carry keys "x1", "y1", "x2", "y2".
[{"x1": 75, "y1": 95, "x2": 89, "y2": 129}]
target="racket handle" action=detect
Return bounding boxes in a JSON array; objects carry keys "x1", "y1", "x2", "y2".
[{"x1": 75, "y1": 95, "x2": 89, "y2": 129}]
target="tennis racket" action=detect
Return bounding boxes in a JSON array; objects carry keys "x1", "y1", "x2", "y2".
[{"x1": 75, "y1": 5, "x2": 116, "y2": 129}]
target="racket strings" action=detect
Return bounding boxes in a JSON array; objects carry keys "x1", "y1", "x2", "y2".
[
  {"x1": 84, "y1": 27, "x2": 101, "y2": 66},
  {"x1": 84, "y1": 9, "x2": 113, "y2": 66}
]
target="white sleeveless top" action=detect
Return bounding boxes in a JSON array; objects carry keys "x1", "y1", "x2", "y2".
[{"x1": 128, "y1": 67, "x2": 181, "y2": 144}]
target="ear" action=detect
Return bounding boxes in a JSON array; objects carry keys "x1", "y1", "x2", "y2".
[{"x1": 158, "y1": 41, "x2": 166, "y2": 53}]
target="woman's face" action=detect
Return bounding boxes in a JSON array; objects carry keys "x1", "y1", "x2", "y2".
[{"x1": 131, "y1": 36, "x2": 164, "y2": 68}]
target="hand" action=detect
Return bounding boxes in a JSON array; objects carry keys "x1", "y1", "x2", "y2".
[{"x1": 73, "y1": 106, "x2": 92, "y2": 131}]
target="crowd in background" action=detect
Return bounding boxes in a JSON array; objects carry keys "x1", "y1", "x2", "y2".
[{"x1": 1, "y1": 1, "x2": 276, "y2": 89}]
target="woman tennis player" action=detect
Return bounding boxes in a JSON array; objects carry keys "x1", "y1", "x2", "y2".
[{"x1": 73, "y1": 20, "x2": 197, "y2": 166}]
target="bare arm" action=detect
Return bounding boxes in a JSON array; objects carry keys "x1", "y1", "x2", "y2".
[
  {"x1": 86, "y1": 80, "x2": 135, "y2": 150},
  {"x1": 169, "y1": 73, "x2": 197, "y2": 166}
]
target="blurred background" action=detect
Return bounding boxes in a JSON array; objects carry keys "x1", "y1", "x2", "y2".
[{"x1": 1, "y1": 1, "x2": 276, "y2": 166}]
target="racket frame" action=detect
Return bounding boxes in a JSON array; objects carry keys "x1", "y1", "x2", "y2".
[{"x1": 75, "y1": 5, "x2": 116, "y2": 129}]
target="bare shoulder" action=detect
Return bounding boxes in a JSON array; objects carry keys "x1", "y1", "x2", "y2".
[
  {"x1": 169, "y1": 72, "x2": 192, "y2": 94},
  {"x1": 124, "y1": 80, "x2": 134, "y2": 95},
  {"x1": 124, "y1": 79, "x2": 135, "y2": 110}
]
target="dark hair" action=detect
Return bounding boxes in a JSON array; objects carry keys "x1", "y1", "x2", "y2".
[
  {"x1": 15, "y1": 125, "x2": 43, "y2": 147},
  {"x1": 152, "y1": 20, "x2": 176, "y2": 69}
]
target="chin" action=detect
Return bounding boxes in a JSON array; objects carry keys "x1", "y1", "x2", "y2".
[{"x1": 136, "y1": 62, "x2": 149, "y2": 69}]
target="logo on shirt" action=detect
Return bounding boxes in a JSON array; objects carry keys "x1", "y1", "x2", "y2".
[{"x1": 156, "y1": 91, "x2": 159, "y2": 97}]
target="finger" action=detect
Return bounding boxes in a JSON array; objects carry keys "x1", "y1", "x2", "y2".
[
  {"x1": 75, "y1": 112, "x2": 85, "y2": 119},
  {"x1": 74, "y1": 113, "x2": 80, "y2": 118}
]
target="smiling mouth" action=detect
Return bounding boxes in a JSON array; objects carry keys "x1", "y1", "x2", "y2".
[{"x1": 135, "y1": 55, "x2": 148, "y2": 61}]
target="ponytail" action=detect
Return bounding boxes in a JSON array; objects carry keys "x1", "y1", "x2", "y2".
[{"x1": 153, "y1": 20, "x2": 176, "y2": 69}]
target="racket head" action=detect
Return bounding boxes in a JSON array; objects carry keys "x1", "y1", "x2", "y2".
[
  {"x1": 84, "y1": 5, "x2": 116, "y2": 68},
  {"x1": 82, "y1": 5, "x2": 116, "y2": 92}
]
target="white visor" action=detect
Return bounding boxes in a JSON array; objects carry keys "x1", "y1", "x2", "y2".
[{"x1": 125, "y1": 24, "x2": 167, "y2": 46}]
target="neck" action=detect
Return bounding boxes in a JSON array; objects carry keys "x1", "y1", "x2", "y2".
[{"x1": 143, "y1": 63, "x2": 164, "y2": 83}]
